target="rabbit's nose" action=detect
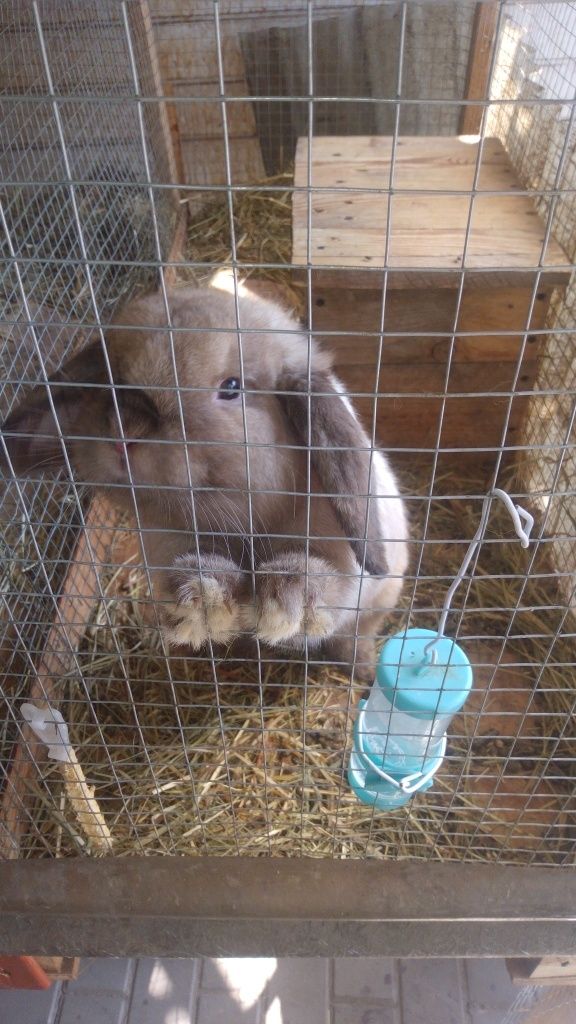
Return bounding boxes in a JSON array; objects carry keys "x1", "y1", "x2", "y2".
[{"x1": 114, "y1": 440, "x2": 134, "y2": 461}]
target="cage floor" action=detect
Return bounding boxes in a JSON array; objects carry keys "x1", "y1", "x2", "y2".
[{"x1": 12, "y1": 461, "x2": 574, "y2": 866}]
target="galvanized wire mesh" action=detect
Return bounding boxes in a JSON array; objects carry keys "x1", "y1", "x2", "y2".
[
  {"x1": 488, "y1": 1, "x2": 576, "y2": 619},
  {"x1": 241, "y1": 0, "x2": 477, "y2": 175},
  {"x1": 0, "y1": 0, "x2": 575, "y2": 868},
  {"x1": 501, "y1": 983, "x2": 576, "y2": 1024},
  {"x1": 0, "y1": 0, "x2": 176, "y2": 855}
]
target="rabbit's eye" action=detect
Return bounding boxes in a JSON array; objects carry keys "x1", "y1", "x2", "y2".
[{"x1": 217, "y1": 376, "x2": 241, "y2": 400}]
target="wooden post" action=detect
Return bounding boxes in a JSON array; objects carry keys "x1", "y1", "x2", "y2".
[
  {"x1": 59, "y1": 749, "x2": 113, "y2": 854},
  {"x1": 507, "y1": 957, "x2": 576, "y2": 986},
  {"x1": 149, "y1": 5, "x2": 265, "y2": 211},
  {"x1": 0, "y1": 496, "x2": 121, "y2": 858},
  {"x1": 127, "y1": 0, "x2": 187, "y2": 285},
  {"x1": 460, "y1": 2, "x2": 499, "y2": 135}
]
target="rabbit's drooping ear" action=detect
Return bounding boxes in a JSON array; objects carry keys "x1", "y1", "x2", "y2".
[
  {"x1": 1, "y1": 341, "x2": 108, "y2": 477},
  {"x1": 278, "y1": 370, "x2": 388, "y2": 577}
]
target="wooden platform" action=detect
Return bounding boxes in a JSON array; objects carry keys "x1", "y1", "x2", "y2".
[
  {"x1": 293, "y1": 136, "x2": 571, "y2": 288},
  {"x1": 291, "y1": 135, "x2": 570, "y2": 458}
]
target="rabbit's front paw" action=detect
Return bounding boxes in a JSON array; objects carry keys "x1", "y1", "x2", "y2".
[
  {"x1": 255, "y1": 554, "x2": 336, "y2": 646},
  {"x1": 165, "y1": 553, "x2": 245, "y2": 649}
]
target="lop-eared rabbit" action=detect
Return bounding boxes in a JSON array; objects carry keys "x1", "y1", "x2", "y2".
[{"x1": 2, "y1": 285, "x2": 408, "y2": 679}]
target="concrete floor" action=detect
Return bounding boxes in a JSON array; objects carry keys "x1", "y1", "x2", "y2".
[{"x1": 0, "y1": 956, "x2": 525, "y2": 1024}]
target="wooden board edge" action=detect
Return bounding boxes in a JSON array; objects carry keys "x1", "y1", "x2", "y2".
[
  {"x1": 0, "y1": 496, "x2": 121, "y2": 859},
  {"x1": 165, "y1": 202, "x2": 188, "y2": 287},
  {"x1": 130, "y1": 0, "x2": 180, "y2": 192},
  {"x1": 460, "y1": 2, "x2": 500, "y2": 136},
  {"x1": 295, "y1": 268, "x2": 572, "y2": 291},
  {"x1": 507, "y1": 956, "x2": 576, "y2": 987},
  {"x1": 36, "y1": 956, "x2": 80, "y2": 982},
  {"x1": 129, "y1": 0, "x2": 186, "y2": 285}
]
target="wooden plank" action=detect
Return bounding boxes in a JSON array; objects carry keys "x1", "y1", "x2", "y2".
[
  {"x1": 339, "y1": 361, "x2": 534, "y2": 454},
  {"x1": 163, "y1": 83, "x2": 187, "y2": 287},
  {"x1": 301, "y1": 136, "x2": 514, "y2": 190},
  {"x1": 350, "y1": 390, "x2": 530, "y2": 454},
  {"x1": 311, "y1": 285, "x2": 551, "y2": 365},
  {"x1": 303, "y1": 266, "x2": 571, "y2": 291},
  {"x1": 365, "y1": 3, "x2": 476, "y2": 138},
  {"x1": 460, "y1": 2, "x2": 500, "y2": 136},
  {"x1": 171, "y1": 84, "x2": 259, "y2": 141},
  {"x1": 326, "y1": 333, "x2": 541, "y2": 367},
  {"x1": 36, "y1": 956, "x2": 80, "y2": 982},
  {"x1": 245, "y1": 277, "x2": 548, "y2": 456},
  {"x1": 128, "y1": 2, "x2": 186, "y2": 283},
  {"x1": 152, "y1": 19, "x2": 265, "y2": 194},
  {"x1": 0, "y1": 496, "x2": 120, "y2": 859},
  {"x1": 292, "y1": 136, "x2": 571, "y2": 280},
  {"x1": 295, "y1": 197, "x2": 569, "y2": 270},
  {"x1": 128, "y1": 1, "x2": 181, "y2": 196},
  {"x1": 334, "y1": 370, "x2": 535, "y2": 454},
  {"x1": 153, "y1": 25, "x2": 249, "y2": 85},
  {"x1": 4, "y1": 857, "x2": 576, "y2": 958},
  {"x1": 507, "y1": 956, "x2": 576, "y2": 986},
  {"x1": 149, "y1": 0, "x2": 373, "y2": 31},
  {"x1": 338, "y1": 360, "x2": 540, "y2": 398}
]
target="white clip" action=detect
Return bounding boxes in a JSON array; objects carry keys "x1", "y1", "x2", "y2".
[
  {"x1": 21, "y1": 702, "x2": 72, "y2": 763},
  {"x1": 356, "y1": 706, "x2": 447, "y2": 794}
]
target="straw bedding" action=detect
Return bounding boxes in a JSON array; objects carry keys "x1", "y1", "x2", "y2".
[{"x1": 21, "y1": 463, "x2": 576, "y2": 865}]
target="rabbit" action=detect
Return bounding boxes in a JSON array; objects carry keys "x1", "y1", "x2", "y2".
[{"x1": 1, "y1": 283, "x2": 409, "y2": 680}]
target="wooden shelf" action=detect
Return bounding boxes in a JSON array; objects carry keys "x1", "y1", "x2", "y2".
[{"x1": 293, "y1": 136, "x2": 571, "y2": 288}]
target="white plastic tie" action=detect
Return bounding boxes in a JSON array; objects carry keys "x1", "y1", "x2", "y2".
[
  {"x1": 21, "y1": 702, "x2": 73, "y2": 763},
  {"x1": 356, "y1": 705, "x2": 447, "y2": 794}
]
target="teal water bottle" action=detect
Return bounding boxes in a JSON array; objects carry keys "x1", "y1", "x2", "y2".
[{"x1": 348, "y1": 628, "x2": 473, "y2": 810}]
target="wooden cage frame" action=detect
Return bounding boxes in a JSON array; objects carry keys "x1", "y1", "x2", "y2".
[{"x1": 1, "y1": 1, "x2": 575, "y2": 962}]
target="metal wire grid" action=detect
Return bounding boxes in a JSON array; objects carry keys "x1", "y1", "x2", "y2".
[
  {"x1": 489, "y1": 2, "x2": 576, "y2": 621},
  {"x1": 501, "y1": 983, "x2": 576, "y2": 1024},
  {"x1": 0, "y1": 0, "x2": 575, "y2": 864},
  {"x1": 0, "y1": 0, "x2": 176, "y2": 849},
  {"x1": 240, "y1": 0, "x2": 477, "y2": 175}
]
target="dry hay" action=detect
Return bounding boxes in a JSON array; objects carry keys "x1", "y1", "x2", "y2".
[
  {"x1": 180, "y1": 171, "x2": 305, "y2": 318},
  {"x1": 21, "y1": 464, "x2": 576, "y2": 865}
]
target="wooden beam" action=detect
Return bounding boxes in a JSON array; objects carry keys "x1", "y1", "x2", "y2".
[
  {"x1": 2, "y1": 858, "x2": 576, "y2": 958},
  {"x1": 151, "y1": 13, "x2": 265, "y2": 205},
  {"x1": 460, "y1": 2, "x2": 499, "y2": 136},
  {"x1": 128, "y1": 1, "x2": 187, "y2": 285},
  {"x1": 36, "y1": 956, "x2": 80, "y2": 983},
  {"x1": 507, "y1": 956, "x2": 576, "y2": 987},
  {"x1": 129, "y1": 0, "x2": 180, "y2": 193},
  {"x1": 0, "y1": 496, "x2": 121, "y2": 859}
]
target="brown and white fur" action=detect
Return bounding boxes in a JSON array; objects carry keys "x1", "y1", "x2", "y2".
[{"x1": 1, "y1": 284, "x2": 408, "y2": 679}]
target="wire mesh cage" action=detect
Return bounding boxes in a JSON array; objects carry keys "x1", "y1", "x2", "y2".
[{"x1": 0, "y1": 0, "x2": 575, "y2": 911}]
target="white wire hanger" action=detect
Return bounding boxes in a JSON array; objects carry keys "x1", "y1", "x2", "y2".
[{"x1": 421, "y1": 488, "x2": 534, "y2": 671}]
